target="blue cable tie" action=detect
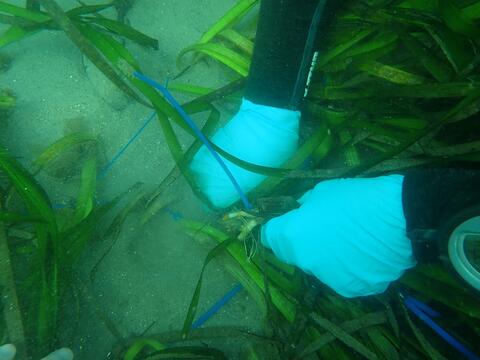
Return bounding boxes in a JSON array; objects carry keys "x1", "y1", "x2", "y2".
[
  {"x1": 191, "y1": 284, "x2": 243, "y2": 329},
  {"x1": 132, "y1": 71, "x2": 253, "y2": 210},
  {"x1": 132, "y1": 72, "x2": 250, "y2": 330},
  {"x1": 54, "y1": 110, "x2": 156, "y2": 209},
  {"x1": 51, "y1": 73, "x2": 246, "y2": 332},
  {"x1": 405, "y1": 295, "x2": 440, "y2": 318},
  {"x1": 404, "y1": 295, "x2": 480, "y2": 360},
  {"x1": 97, "y1": 111, "x2": 157, "y2": 180}
]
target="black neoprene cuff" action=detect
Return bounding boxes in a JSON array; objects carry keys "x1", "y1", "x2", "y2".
[{"x1": 244, "y1": 0, "x2": 319, "y2": 110}]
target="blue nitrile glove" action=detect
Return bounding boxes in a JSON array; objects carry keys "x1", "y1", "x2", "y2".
[
  {"x1": 189, "y1": 98, "x2": 300, "y2": 208},
  {"x1": 0, "y1": 344, "x2": 15, "y2": 360},
  {"x1": 261, "y1": 175, "x2": 417, "y2": 298},
  {"x1": 0, "y1": 344, "x2": 73, "y2": 360}
]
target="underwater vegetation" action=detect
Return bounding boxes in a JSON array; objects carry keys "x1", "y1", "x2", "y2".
[
  {"x1": 0, "y1": 54, "x2": 14, "y2": 124},
  {"x1": 165, "y1": 0, "x2": 480, "y2": 359},
  {"x1": 0, "y1": 0, "x2": 479, "y2": 359},
  {"x1": 0, "y1": 126, "x2": 154, "y2": 359},
  {"x1": 0, "y1": 89, "x2": 14, "y2": 113},
  {"x1": 0, "y1": 53, "x2": 10, "y2": 72}
]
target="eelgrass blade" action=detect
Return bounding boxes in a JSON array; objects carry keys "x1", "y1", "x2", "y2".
[
  {"x1": 79, "y1": 27, "x2": 221, "y2": 205},
  {"x1": 59, "y1": 200, "x2": 116, "y2": 271},
  {"x1": 297, "y1": 312, "x2": 387, "y2": 359},
  {"x1": 103, "y1": 182, "x2": 149, "y2": 240},
  {"x1": 0, "y1": 89, "x2": 15, "y2": 110},
  {"x1": 180, "y1": 220, "x2": 296, "y2": 324},
  {"x1": 89, "y1": 182, "x2": 145, "y2": 282},
  {"x1": 38, "y1": 0, "x2": 148, "y2": 107},
  {"x1": 0, "y1": 25, "x2": 37, "y2": 48},
  {"x1": 400, "y1": 270, "x2": 480, "y2": 320},
  {"x1": 0, "y1": 146, "x2": 56, "y2": 230},
  {"x1": 357, "y1": 61, "x2": 427, "y2": 85},
  {"x1": 146, "y1": 346, "x2": 228, "y2": 360},
  {"x1": 439, "y1": 0, "x2": 480, "y2": 38},
  {"x1": 32, "y1": 132, "x2": 98, "y2": 174},
  {"x1": 400, "y1": 32, "x2": 453, "y2": 82},
  {"x1": 463, "y1": 1, "x2": 480, "y2": 20},
  {"x1": 140, "y1": 105, "x2": 220, "y2": 225},
  {"x1": 116, "y1": 326, "x2": 270, "y2": 354},
  {"x1": 79, "y1": 27, "x2": 328, "y2": 180},
  {"x1": 82, "y1": 17, "x2": 158, "y2": 49},
  {"x1": 0, "y1": 210, "x2": 44, "y2": 223},
  {"x1": 0, "y1": 2, "x2": 53, "y2": 49},
  {"x1": 80, "y1": 23, "x2": 214, "y2": 200},
  {"x1": 78, "y1": 21, "x2": 140, "y2": 70},
  {"x1": 178, "y1": 42, "x2": 250, "y2": 77},
  {"x1": 414, "y1": 263, "x2": 467, "y2": 290},
  {"x1": 426, "y1": 24, "x2": 475, "y2": 73},
  {"x1": 262, "y1": 261, "x2": 300, "y2": 298},
  {"x1": 309, "y1": 313, "x2": 379, "y2": 360},
  {"x1": 217, "y1": 28, "x2": 254, "y2": 56},
  {"x1": 0, "y1": 13, "x2": 36, "y2": 27},
  {"x1": 182, "y1": 78, "x2": 245, "y2": 109},
  {"x1": 248, "y1": 126, "x2": 329, "y2": 199},
  {"x1": 377, "y1": 117, "x2": 427, "y2": 131},
  {"x1": 400, "y1": 300, "x2": 448, "y2": 360},
  {"x1": 0, "y1": 2, "x2": 121, "y2": 49},
  {"x1": 313, "y1": 82, "x2": 480, "y2": 100},
  {"x1": 447, "y1": 95, "x2": 480, "y2": 123},
  {"x1": 197, "y1": 0, "x2": 258, "y2": 45},
  {"x1": 426, "y1": 140, "x2": 480, "y2": 157},
  {"x1": 142, "y1": 104, "x2": 221, "y2": 224},
  {"x1": 317, "y1": 29, "x2": 374, "y2": 68},
  {"x1": 2, "y1": 1, "x2": 112, "y2": 20},
  {"x1": 73, "y1": 156, "x2": 96, "y2": 224},
  {"x1": 181, "y1": 236, "x2": 237, "y2": 339},
  {"x1": 66, "y1": 3, "x2": 116, "y2": 17},
  {"x1": 0, "y1": 201, "x2": 27, "y2": 359},
  {"x1": 123, "y1": 338, "x2": 166, "y2": 360},
  {"x1": 0, "y1": 145, "x2": 59, "y2": 350},
  {"x1": 218, "y1": 254, "x2": 267, "y2": 316},
  {"x1": 335, "y1": 31, "x2": 398, "y2": 62},
  {"x1": 343, "y1": 145, "x2": 361, "y2": 168},
  {"x1": 313, "y1": 293, "x2": 399, "y2": 360},
  {"x1": 0, "y1": 1, "x2": 49, "y2": 22},
  {"x1": 176, "y1": 0, "x2": 257, "y2": 77},
  {"x1": 168, "y1": 83, "x2": 214, "y2": 97}
]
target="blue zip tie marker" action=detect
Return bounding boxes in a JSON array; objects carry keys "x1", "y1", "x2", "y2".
[
  {"x1": 191, "y1": 284, "x2": 243, "y2": 330},
  {"x1": 404, "y1": 294, "x2": 480, "y2": 360},
  {"x1": 132, "y1": 71, "x2": 253, "y2": 210},
  {"x1": 132, "y1": 70, "x2": 249, "y2": 330}
]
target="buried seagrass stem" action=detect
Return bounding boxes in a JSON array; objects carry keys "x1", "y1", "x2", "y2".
[{"x1": 0, "y1": 201, "x2": 27, "y2": 359}]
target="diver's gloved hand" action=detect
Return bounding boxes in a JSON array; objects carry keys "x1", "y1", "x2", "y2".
[
  {"x1": 0, "y1": 344, "x2": 15, "y2": 360},
  {"x1": 189, "y1": 98, "x2": 300, "y2": 208},
  {"x1": 261, "y1": 175, "x2": 417, "y2": 297},
  {"x1": 0, "y1": 344, "x2": 73, "y2": 360}
]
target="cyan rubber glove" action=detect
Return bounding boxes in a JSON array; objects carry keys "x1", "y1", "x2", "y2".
[
  {"x1": 0, "y1": 344, "x2": 15, "y2": 360},
  {"x1": 189, "y1": 98, "x2": 300, "y2": 208},
  {"x1": 261, "y1": 175, "x2": 416, "y2": 297},
  {"x1": 0, "y1": 344, "x2": 73, "y2": 360},
  {"x1": 41, "y1": 348, "x2": 74, "y2": 360}
]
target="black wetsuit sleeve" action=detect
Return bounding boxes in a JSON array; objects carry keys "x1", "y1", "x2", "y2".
[{"x1": 244, "y1": 0, "x2": 320, "y2": 110}]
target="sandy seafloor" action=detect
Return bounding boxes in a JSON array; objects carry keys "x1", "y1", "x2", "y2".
[{"x1": 0, "y1": 0, "x2": 264, "y2": 358}]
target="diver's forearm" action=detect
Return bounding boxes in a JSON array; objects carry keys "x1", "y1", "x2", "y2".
[{"x1": 244, "y1": 0, "x2": 319, "y2": 110}]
